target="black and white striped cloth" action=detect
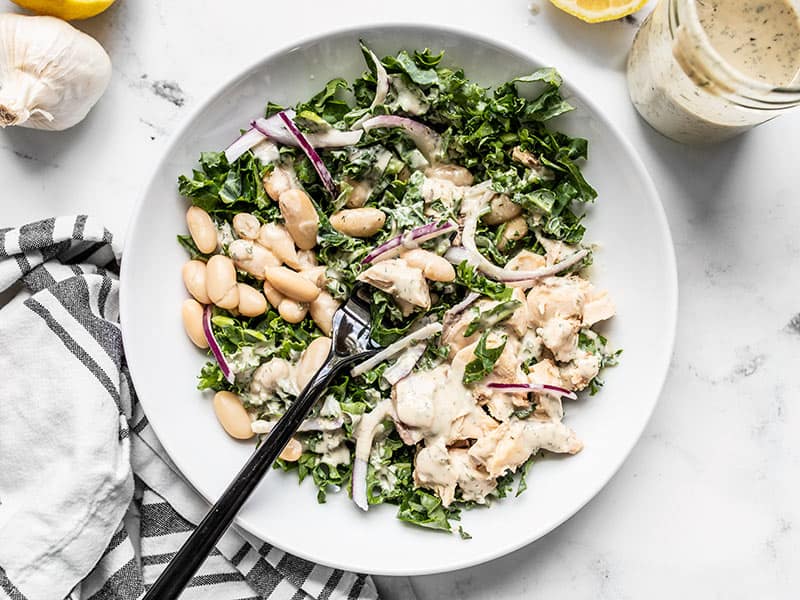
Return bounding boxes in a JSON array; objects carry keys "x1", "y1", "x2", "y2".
[{"x1": 0, "y1": 216, "x2": 378, "y2": 600}]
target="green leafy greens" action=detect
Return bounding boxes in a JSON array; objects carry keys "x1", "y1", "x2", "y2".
[
  {"x1": 175, "y1": 43, "x2": 617, "y2": 536},
  {"x1": 462, "y1": 331, "x2": 508, "y2": 386}
]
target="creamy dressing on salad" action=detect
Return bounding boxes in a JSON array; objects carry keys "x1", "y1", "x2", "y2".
[
  {"x1": 391, "y1": 75, "x2": 429, "y2": 115},
  {"x1": 394, "y1": 362, "x2": 495, "y2": 493},
  {"x1": 393, "y1": 363, "x2": 478, "y2": 443},
  {"x1": 469, "y1": 419, "x2": 582, "y2": 478}
]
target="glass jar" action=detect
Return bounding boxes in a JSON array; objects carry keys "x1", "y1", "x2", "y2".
[{"x1": 627, "y1": 0, "x2": 800, "y2": 144}]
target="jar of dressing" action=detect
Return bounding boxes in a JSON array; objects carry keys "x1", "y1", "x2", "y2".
[{"x1": 627, "y1": 0, "x2": 800, "y2": 144}]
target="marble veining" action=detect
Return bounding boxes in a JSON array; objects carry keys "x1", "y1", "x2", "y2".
[
  {"x1": 785, "y1": 313, "x2": 800, "y2": 334},
  {"x1": 149, "y1": 79, "x2": 186, "y2": 107}
]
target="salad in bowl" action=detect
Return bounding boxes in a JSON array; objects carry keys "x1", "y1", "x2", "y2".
[{"x1": 177, "y1": 43, "x2": 618, "y2": 533}]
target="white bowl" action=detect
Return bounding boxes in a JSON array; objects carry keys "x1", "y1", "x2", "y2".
[{"x1": 120, "y1": 24, "x2": 677, "y2": 576}]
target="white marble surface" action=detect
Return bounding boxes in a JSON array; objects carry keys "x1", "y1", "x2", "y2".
[{"x1": 2, "y1": 0, "x2": 799, "y2": 598}]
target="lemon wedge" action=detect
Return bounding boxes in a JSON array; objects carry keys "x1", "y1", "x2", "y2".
[
  {"x1": 10, "y1": 0, "x2": 117, "y2": 20},
  {"x1": 549, "y1": 0, "x2": 647, "y2": 23}
]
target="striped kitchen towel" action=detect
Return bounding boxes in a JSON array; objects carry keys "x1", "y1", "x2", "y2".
[{"x1": 0, "y1": 216, "x2": 378, "y2": 600}]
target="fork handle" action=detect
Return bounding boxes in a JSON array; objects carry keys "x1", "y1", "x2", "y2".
[{"x1": 143, "y1": 355, "x2": 346, "y2": 599}]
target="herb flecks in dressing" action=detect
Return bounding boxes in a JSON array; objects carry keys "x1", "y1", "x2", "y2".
[{"x1": 697, "y1": 0, "x2": 800, "y2": 85}]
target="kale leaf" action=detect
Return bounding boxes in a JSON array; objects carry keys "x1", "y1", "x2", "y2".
[
  {"x1": 462, "y1": 331, "x2": 507, "y2": 385},
  {"x1": 464, "y1": 299, "x2": 522, "y2": 337},
  {"x1": 397, "y1": 488, "x2": 459, "y2": 532},
  {"x1": 455, "y1": 262, "x2": 513, "y2": 301}
]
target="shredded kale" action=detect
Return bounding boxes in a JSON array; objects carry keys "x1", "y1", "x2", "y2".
[
  {"x1": 397, "y1": 488, "x2": 460, "y2": 532},
  {"x1": 455, "y1": 261, "x2": 513, "y2": 301},
  {"x1": 176, "y1": 234, "x2": 210, "y2": 262},
  {"x1": 516, "y1": 456, "x2": 536, "y2": 497},
  {"x1": 178, "y1": 151, "x2": 277, "y2": 220},
  {"x1": 275, "y1": 452, "x2": 352, "y2": 504},
  {"x1": 579, "y1": 330, "x2": 622, "y2": 395},
  {"x1": 464, "y1": 299, "x2": 522, "y2": 337},
  {"x1": 295, "y1": 78, "x2": 350, "y2": 126},
  {"x1": 196, "y1": 308, "x2": 321, "y2": 393}
]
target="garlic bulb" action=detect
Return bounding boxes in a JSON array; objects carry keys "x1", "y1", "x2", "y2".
[{"x1": 0, "y1": 13, "x2": 111, "y2": 131}]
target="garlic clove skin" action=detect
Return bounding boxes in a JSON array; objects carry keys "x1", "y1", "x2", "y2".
[{"x1": 0, "y1": 14, "x2": 112, "y2": 131}]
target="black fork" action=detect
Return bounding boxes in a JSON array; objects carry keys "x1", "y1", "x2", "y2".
[{"x1": 144, "y1": 285, "x2": 380, "y2": 599}]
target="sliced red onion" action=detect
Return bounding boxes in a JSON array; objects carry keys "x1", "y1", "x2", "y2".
[
  {"x1": 224, "y1": 127, "x2": 265, "y2": 163},
  {"x1": 447, "y1": 245, "x2": 590, "y2": 287},
  {"x1": 309, "y1": 128, "x2": 363, "y2": 147},
  {"x1": 443, "y1": 245, "x2": 478, "y2": 268},
  {"x1": 457, "y1": 190, "x2": 589, "y2": 286},
  {"x1": 382, "y1": 343, "x2": 427, "y2": 385},
  {"x1": 352, "y1": 458, "x2": 368, "y2": 511},
  {"x1": 251, "y1": 112, "x2": 296, "y2": 146},
  {"x1": 487, "y1": 382, "x2": 577, "y2": 400},
  {"x1": 277, "y1": 111, "x2": 337, "y2": 197},
  {"x1": 362, "y1": 220, "x2": 457, "y2": 264},
  {"x1": 252, "y1": 111, "x2": 363, "y2": 148},
  {"x1": 443, "y1": 292, "x2": 481, "y2": 325},
  {"x1": 362, "y1": 115, "x2": 441, "y2": 162},
  {"x1": 351, "y1": 322, "x2": 442, "y2": 377},
  {"x1": 500, "y1": 251, "x2": 590, "y2": 286},
  {"x1": 351, "y1": 46, "x2": 390, "y2": 129},
  {"x1": 202, "y1": 305, "x2": 235, "y2": 385}
]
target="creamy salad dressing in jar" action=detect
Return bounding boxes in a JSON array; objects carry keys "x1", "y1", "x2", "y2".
[{"x1": 627, "y1": 0, "x2": 800, "y2": 144}]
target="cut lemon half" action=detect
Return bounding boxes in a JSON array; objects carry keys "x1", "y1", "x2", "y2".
[
  {"x1": 11, "y1": 0, "x2": 117, "y2": 20},
  {"x1": 549, "y1": 0, "x2": 647, "y2": 23}
]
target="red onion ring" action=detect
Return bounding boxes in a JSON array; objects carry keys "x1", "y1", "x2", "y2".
[
  {"x1": 277, "y1": 111, "x2": 338, "y2": 197},
  {"x1": 362, "y1": 220, "x2": 457, "y2": 264},
  {"x1": 202, "y1": 305, "x2": 235, "y2": 385},
  {"x1": 487, "y1": 382, "x2": 577, "y2": 400}
]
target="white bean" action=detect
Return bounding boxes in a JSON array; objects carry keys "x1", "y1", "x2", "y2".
[
  {"x1": 213, "y1": 391, "x2": 254, "y2": 440},
  {"x1": 424, "y1": 164, "x2": 474, "y2": 186},
  {"x1": 309, "y1": 291, "x2": 340, "y2": 336},
  {"x1": 278, "y1": 298, "x2": 308, "y2": 323},
  {"x1": 506, "y1": 250, "x2": 546, "y2": 272},
  {"x1": 296, "y1": 249, "x2": 318, "y2": 269},
  {"x1": 262, "y1": 280, "x2": 285, "y2": 309},
  {"x1": 205, "y1": 255, "x2": 239, "y2": 309},
  {"x1": 482, "y1": 194, "x2": 522, "y2": 225},
  {"x1": 295, "y1": 336, "x2": 332, "y2": 390},
  {"x1": 498, "y1": 216, "x2": 528, "y2": 250},
  {"x1": 299, "y1": 266, "x2": 327, "y2": 288},
  {"x1": 182, "y1": 260, "x2": 210, "y2": 304},
  {"x1": 279, "y1": 189, "x2": 319, "y2": 250},
  {"x1": 232, "y1": 213, "x2": 261, "y2": 240},
  {"x1": 263, "y1": 165, "x2": 294, "y2": 202},
  {"x1": 258, "y1": 222, "x2": 300, "y2": 269},
  {"x1": 402, "y1": 249, "x2": 456, "y2": 282},
  {"x1": 237, "y1": 283, "x2": 268, "y2": 317},
  {"x1": 345, "y1": 178, "x2": 371, "y2": 208},
  {"x1": 329, "y1": 208, "x2": 386, "y2": 238},
  {"x1": 186, "y1": 206, "x2": 217, "y2": 254},
  {"x1": 264, "y1": 266, "x2": 320, "y2": 303},
  {"x1": 181, "y1": 298, "x2": 208, "y2": 348},
  {"x1": 228, "y1": 239, "x2": 280, "y2": 280}
]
